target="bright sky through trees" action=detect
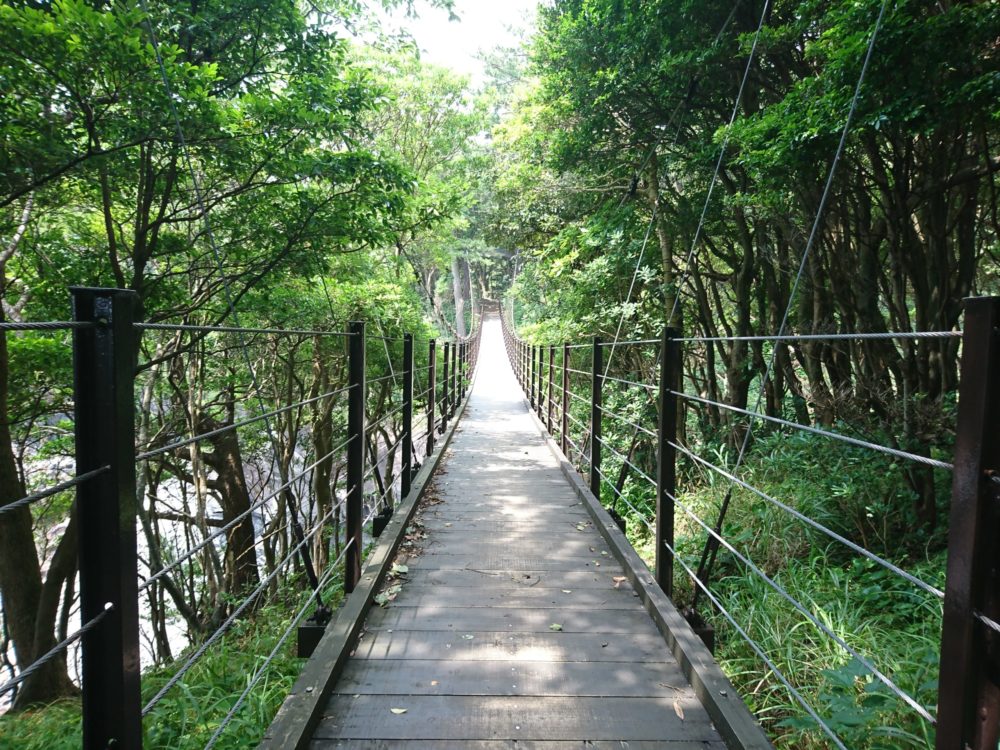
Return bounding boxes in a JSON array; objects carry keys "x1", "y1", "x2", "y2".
[{"x1": 384, "y1": 0, "x2": 538, "y2": 84}]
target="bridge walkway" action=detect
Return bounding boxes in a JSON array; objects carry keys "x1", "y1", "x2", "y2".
[{"x1": 266, "y1": 316, "x2": 769, "y2": 749}]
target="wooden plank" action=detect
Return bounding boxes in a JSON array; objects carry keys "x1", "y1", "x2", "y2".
[
  {"x1": 313, "y1": 695, "x2": 718, "y2": 741},
  {"x1": 350, "y1": 629, "x2": 676, "y2": 663},
  {"x1": 259, "y1": 381, "x2": 478, "y2": 750},
  {"x1": 333, "y1": 658, "x2": 694, "y2": 698},
  {"x1": 312, "y1": 742, "x2": 728, "y2": 749},
  {"x1": 373, "y1": 584, "x2": 640, "y2": 609},
  {"x1": 402, "y1": 569, "x2": 626, "y2": 589},
  {"x1": 363, "y1": 606, "x2": 661, "y2": 635},
  {"x1": 404, "y1": 554, "x2": 611, "y2": 571},
  {"x1": 527, "y1": 405, "x2": 776, "y2": 750}
]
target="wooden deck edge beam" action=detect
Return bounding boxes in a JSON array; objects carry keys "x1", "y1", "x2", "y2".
[
  {"x1": 523, "y1": 406, "x2": 774, "y2": 750},
  {"x1": 259, "y1": 364, "x2": 479, "y2": 750}
]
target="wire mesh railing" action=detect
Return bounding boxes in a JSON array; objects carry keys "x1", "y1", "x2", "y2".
[
  {"x1": 501, "y1": 299, "x2": 1000, "y2": 749},
  {"x1": 0, "y1": 286, "x2": 483, "y2": 749}
]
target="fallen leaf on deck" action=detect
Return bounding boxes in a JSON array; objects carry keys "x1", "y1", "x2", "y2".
[
  {"x1": 673, "y1": 700, "x2": 685, "y2": 721},
  {"x1": 462, "y1": 634, "x2": 475, "y2": 640},
  {"x1": 391, "y1": 563, "x2": 409, "y2": 575},
  {"x1": 549, "y1": 623, "x2": 563, "y2": 632},
  {"x1": 612, "y1": 576, "x2": 627, "y2": 588},
  {"x1": 561, "y1": 589, "x2": 572, "y2": 594},
  {"x1": 391, "y1": 708, "x2": 407, "y2": 715},
  {"x1": 430, "y1": 680, "x2": 439, "y2": 686}
]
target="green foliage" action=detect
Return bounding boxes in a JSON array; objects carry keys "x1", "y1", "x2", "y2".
[{"x1": 0, "y1": 579, "x2": 344, "y2": 750}]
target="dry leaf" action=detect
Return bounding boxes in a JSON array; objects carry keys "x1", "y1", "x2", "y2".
[
  {"x1": 391, "y1": 707, "x2": 407, "y2": 715},
  {"x1": 561, "y1": 589, "x2": 572, "y2": 594},
  {"x1": 430, "y1": 680, "x2": 439, "y2": 686},
  {"x1": 612, "y1": 576, "x2": 627, "y2": 589},
  {"x1": 549, "y1": 623, "x2": 563, "y2": 632},
  {"x1": 462, "y1": 634, "x2": 475, "y2": 640},
  {"x1": 673, "y1": 700, "x2": 685, "y2": 721}
]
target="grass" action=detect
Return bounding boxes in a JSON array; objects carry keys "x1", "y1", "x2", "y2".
[
  {"x1": 0, "y1": 576, "x2": 344, "y2": 750},
  {"x1": 614, "y1": 428, "x2": 948, "y2": 750}
]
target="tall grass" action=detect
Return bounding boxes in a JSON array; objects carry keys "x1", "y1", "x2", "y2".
[
  {"x1": 619, "y1": 429, "x2": 947, "y2": 749},
  {"x1": 0, "y1": 576, "x2": 344, "y2": 750}
]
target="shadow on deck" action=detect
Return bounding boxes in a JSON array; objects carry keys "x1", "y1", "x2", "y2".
[{"x1": 261, "y1": 317, "x2": 772, "y2": 750}]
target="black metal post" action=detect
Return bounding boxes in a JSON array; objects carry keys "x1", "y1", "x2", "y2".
[
  {"x1": 561, "y1": 343, "x2": 570, "y2": 456},
  {"x1": 426, "y1": 340, "x2": 436, "y2": 456},
  {"x1": 937, "y1": 297, "x2": 1000, "y2": 750},
  {"x1": 401, "y1": 333, "x2": 414, "y2": 499},
  {"x1": 441, "y1": 342, "x2": 450, "y2": 432},
  {"x1": 529, "y1": 345, "x2": 535, "y2": 407},
  {"x1": 547, "y1": 344, "x2": 555, "y2": 433},
  {"x1": 537, "y1": 345, "x2": 545, "y2": 419},
  {"x1": 453, "y1": 341, "x2": 461, "y2": 408},
  {"x1": 590, "y1": 338, "x2": 603, "y2": 501},
  {"x1": 656, "y1": 328, "x2": 680, "y2": 597},
  {"x1": 450, "y1": 340, "x2": 457, "y2": 415},
  {"x1": 72, "y1": 287, "x2": 141, "y2": 750},
  {"x1": 345, "y1": 321, "x2": 365, "y2": 593}
]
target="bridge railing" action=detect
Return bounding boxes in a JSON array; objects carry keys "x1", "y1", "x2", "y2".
[
  {"x1": 501, "y1": 298, "x2": 1000, "y2": 750},
  {"x1": 0, "y1": 287, "x2": 482, "y2": 748}
]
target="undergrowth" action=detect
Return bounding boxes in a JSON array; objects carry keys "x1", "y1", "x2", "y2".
[
  {"x1": 0, "y1": 576, "x2": 343, "y2": 750},
  {"x1": 619, "y1": 429, "x2": 947, "y2": 750}
]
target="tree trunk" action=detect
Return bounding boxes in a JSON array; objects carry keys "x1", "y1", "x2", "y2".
[{"x1": 451, "y1": 255, "x2": 467, "y2": 338}]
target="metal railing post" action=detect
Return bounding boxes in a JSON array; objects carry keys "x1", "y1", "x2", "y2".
[
  {"x1": 529, "y1": 345, "x2": 536, "y2": 407},
  {"x1": 937, "y1": 297, "x2": 1000, "y2": 750},
  {"x1": 590, "y1": 338, "x2": 603, "y2": 501},
  {"x1": 345, "y1": 321, "x2": 365, "y2": 593},
  {"x1": 426, "y1": 340, "x2": 436, "y2": 456},
  {"x1": 441, "y1": 342, "x2": 450, "y2": 432},
  {"x1": 537, "y1": 345, "x2": 545, "y2": 419},
  {"x1": 656, "y1": 328, "x2": 680, "y2": 597},
  {"x1": 561, "y1": 343, "x2": 570, "y2": 455},
  {"x1": 401, "y1": 333, "x2": 414, "y2": 499},
  {"x1": 71, "y1": 287, "x2": 142, "y2": 750},
  {"x1": 547, "y1": 344, "x2": 555, "y2": 433},
  {"x1": 450, "y1": 341, "x2": 457, "y2": 415}
]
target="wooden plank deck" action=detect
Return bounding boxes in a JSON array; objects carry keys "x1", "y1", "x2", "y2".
[{"x1": 305, "y1": 318, "x2": 750, "y2": 748}]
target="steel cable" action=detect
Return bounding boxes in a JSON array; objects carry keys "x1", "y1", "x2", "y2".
[
  {"x1": 663, "y1": 482, "x2": 935, "y2": 722},
  {"x1": 673, "y1": 391, "x2": 952, "y2": 471},
  {"x1": 0, "y1": 467, "x2": 109, "y2": 518},
  {"x1": 139, "y1": 435, "x2": 356, "y2": 594},
  {"x1": 142, "y1": 500, "x2": 347, "y2": 714},
  {"x1": 665, "y1": 539, "x2": 848, "y2": 750},
  {"x1": 137, "y1": 383, "x2": 354, "y2": 461},
  {"x1": 669, "y1": 440, "x2": 945, "y2": 599},
  {"x1": 0, "y1": 606, "x2": 113, "y2": 697}
]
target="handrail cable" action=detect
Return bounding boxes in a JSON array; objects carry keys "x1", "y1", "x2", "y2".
[
  {"x1": 0, "y1": 321, "x2": 95, "y2": 332},
  {"x1": 142, "y1": 498, "x2": 347, "y2": 714},
  {"x1": 0, "y1": 467, "x2": 109, "y2": 518},
  {"x1": 138, "y1": 434, "x2": 356, "y2": 594},
  {"x1": 202, "y1": 544, "x2": 349, "y2": 748},
  {"x1": 692, "y1": 0, "x2": 892, "y2": 609},
  {"x1": 666, "y1": 537, "x2": 848, "y2": 750},
  {"x1": 678, "y1": 331, "x2": 961, "y2": 343},
  {"x1": 0, "y1": 605, "x2": 113, "y2": 697},
  {"x1": 137, "y1": 383, "x2": 355, "y2": 461},
  {"x1": 673, "y1": 390, "x2": 953, "y2": 471},
  {"x1": 663, "y1": 485, "x2": 933, "y2": 722},
  {"x1": 135, "y1": 322, "x2": 352, "y2": 338},
  {"x1": 669, "y1": 439, "x2": 944, "y2": 599}
]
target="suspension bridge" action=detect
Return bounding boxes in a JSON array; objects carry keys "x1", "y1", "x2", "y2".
[{"x1": 0, "y1": 289, "x2": 997, "y2": 749}]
